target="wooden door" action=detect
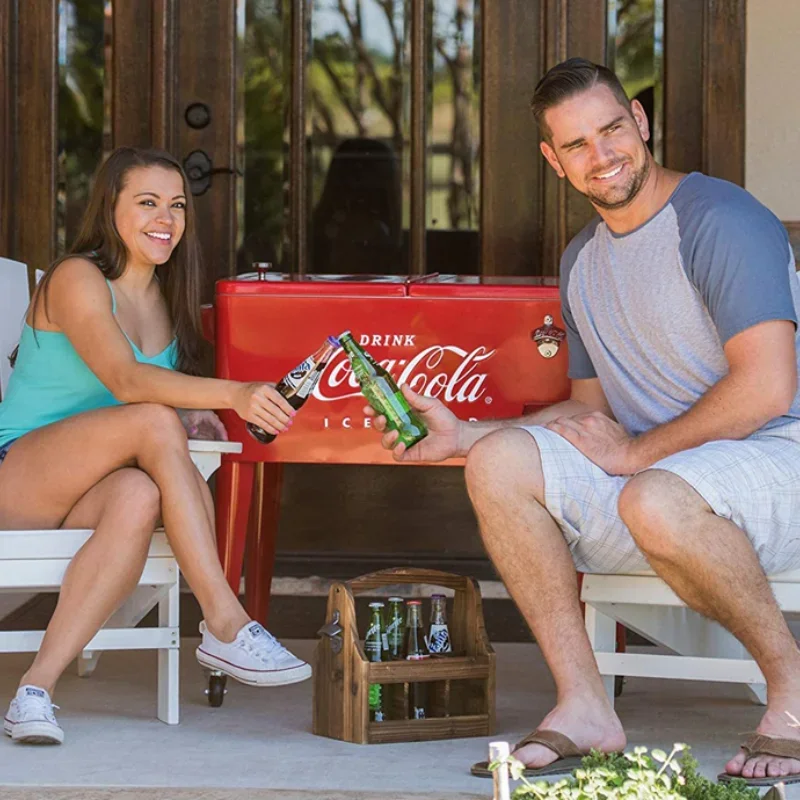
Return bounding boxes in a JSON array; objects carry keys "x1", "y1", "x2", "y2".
[{"x1": 0, "y1": 0, "x2": 748, "y2": 581}]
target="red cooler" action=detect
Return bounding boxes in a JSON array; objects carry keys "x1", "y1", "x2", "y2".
[{"x1": 211, "y1": 273, "x2": 569, "y2": 621}]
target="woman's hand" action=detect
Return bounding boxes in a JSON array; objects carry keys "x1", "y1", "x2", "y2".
[
  {"x1": 232, "y1": 382, "x2": 295, "y2": 436},
  {"x1": 178, "y1": 409, "x2": 229, "y2": 441},
  {"x1": 364, "y1": 384, "x2": 463, "y2": 463}
]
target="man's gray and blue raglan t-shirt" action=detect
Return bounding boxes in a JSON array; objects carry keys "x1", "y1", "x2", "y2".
[{"x1": 561, "y1": 172, "x2": 800, "y2": 437}]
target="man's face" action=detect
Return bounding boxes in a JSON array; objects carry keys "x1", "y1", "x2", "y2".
[{"x1": 540, "y1": 84, "x2": 651, "y2": 210}]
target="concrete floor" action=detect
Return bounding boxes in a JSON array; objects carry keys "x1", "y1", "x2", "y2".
[{"x1": 0, "y1": 639, "x2": 792, "y2": 797}]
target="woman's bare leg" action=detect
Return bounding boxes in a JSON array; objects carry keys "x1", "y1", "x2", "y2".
[
  {"x1": 0, "y1": 404, "x2": 250, "y2": 694},
  {"x1": 20, "y1": 468, "x2": 160, "y2": 694},
  {"x1": 132, "y1": 413, "x2": 249, "y2": 638}
]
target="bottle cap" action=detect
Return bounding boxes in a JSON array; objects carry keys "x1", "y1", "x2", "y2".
[
  {"x1": 388, "y1": 597, "x2": 404, "y2": 603},
  {"x1": 368, "y1": 601, "x2": 385, "y2": 608},
  {"x1": 407, "y1": 600, "x2": 422, "y2": 606},
  {"x1": 339, "y1": 330, "x2": 351, "y2": 339},
  {"x1": 327, "y1": 335, "x2": 340, "y2": 348},
  {"x1": 431, "y1": 593, "x2": 445, "y2": 599}
]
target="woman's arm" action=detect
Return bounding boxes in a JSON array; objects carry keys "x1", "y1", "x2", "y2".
[{"x1": 42, "y1": 258, "x2": 293, "y2": 434}]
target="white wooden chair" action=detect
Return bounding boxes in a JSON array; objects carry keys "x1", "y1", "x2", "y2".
[
  {"x1": 583, "y1": 272, "x2": 800, "y2": 708},
  {"x1": 0, "y1": 257, "x2": 241, "y2": 724},
  {"x1": 582, "y1": 569, "x2": 800, "y2": 707}
]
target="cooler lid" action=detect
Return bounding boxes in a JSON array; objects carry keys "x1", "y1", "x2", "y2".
[
  {"x1": 407, "y1": 274, "x2": 560, "y2": 299},
  {"x1": 216, "y1": 272, "x2": 407, "y2": 297}
]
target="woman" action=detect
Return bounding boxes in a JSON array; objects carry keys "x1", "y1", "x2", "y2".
[{"x1": 0, "y1": 147, "x2": 309, "y2": 746}]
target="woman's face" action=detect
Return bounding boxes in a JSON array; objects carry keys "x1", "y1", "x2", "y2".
[{"x1": 114, "y1": 165, "x2": 187, "y2": 268}]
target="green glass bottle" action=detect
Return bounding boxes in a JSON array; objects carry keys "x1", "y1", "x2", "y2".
[
  {"x1": 386, "y1": 597, "x2": 405, "y2": 660},
  {"x1": 365, "y1": 602, "x2": 387, "y2": 722},
  {"x1": 339, "y1": 331, "x2": 428, "y2": 450}
]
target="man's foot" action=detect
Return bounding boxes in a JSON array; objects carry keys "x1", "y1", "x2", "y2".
[
  {"x1": 196, "y1": 620, "x2": 312, "y2": 687},
  {"x1": 512, "y1": 694, "x2": 626, "y2": 769},
  {"x1": 3, "y1": 685, "x2": 64, "y2": 745},
  {"x1": 725, "y1": 705, "x2": 800, "y2": 782}
]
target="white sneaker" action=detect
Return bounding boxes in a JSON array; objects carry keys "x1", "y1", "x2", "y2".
[
  {"x1": 195, "y1": 621, "x2": 312, "y2": 687},
  {"x1": 4, "y1": 685, "x2": 64, "y2": 745}
]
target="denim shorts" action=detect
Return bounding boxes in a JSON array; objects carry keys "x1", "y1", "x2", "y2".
[{"x1": 0, "y1": 439, "x2": 17, "y2": 467}]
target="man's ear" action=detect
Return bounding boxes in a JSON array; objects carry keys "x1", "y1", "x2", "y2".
[
  {"x1": 630, "y1": 99, "x2": 650, "y2": 143},
  {"x1": 540, "y1": 140, "x2": 565, "y2": 178}
]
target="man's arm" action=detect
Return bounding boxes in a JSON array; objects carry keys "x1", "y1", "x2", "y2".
[
  {"x1": 547, "y1": 319, "x2": 797, "y2": 475},
  {"x1": 456, "y1": 377, "x2": 613, "y2": 456},
  {"x1": 624, "y1": 319, "x2": 797, "y2": 470}
]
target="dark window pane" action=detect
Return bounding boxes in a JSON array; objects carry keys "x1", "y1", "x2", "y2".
[
  {"x1": 308, "y1": 0, "x2": 409, "y2": 276},
  {"x1": 427, "y1": 0, "x2": 480, "y2": 274},
  {"x1": 239, "y1": 0, "x2": 288, "y2": 274},
  {"x1": 607, "y1": 0, "x2": 663, "y2": 163},
  {"x1": 57, "y1": 0, "x2": 111, "y2": 254}
]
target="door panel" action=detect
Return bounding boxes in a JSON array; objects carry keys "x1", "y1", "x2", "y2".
[
  {"x1": 0, "y1": 0, "x2": 747, "y2": 577},
  {"x1": 174, "y1": 0, "x2": 238, "y2": 301},
  {"x1": 15, "y1": 1, "x2": 58, "y2": 280}
]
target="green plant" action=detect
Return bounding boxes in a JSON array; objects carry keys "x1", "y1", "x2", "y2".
[{"x1": 490, "y1": 744, "x2": 762, "y2": 800}]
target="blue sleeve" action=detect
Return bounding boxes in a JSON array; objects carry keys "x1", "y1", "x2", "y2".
[
  {"x1": 560, "y1": 239, "x2": 597, "y2": 380},
  {"x1": 678, "y1": 181, "x2": 797, "y2": 344}
]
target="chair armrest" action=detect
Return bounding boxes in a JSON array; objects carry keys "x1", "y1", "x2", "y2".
[
  {"x1": 188, "y1": 439, "x2": 242, "y2": 480},
  {"x1": 187, "y1": 440, "x2": 242, "y2": 455}
]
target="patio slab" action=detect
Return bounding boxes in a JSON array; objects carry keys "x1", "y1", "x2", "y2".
[
  {"x1": 0, "y1": 792, "x2": 482, "y2": 800},
  {"x1": 0, "y1": 639, "x2": 794, "y2": 796}
]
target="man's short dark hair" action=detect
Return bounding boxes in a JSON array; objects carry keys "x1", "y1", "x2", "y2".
[{"x1": 531, "y1": 58, "x2": 631, "y2": 142}]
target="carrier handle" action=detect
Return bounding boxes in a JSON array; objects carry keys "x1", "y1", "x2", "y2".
[{"x1": 348, "y1": 567, "x2": 472, "y2": 594}]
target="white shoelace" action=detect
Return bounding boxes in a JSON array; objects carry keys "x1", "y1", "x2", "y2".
[
  {"x1": 237, "y1": 630, "x2": 284, "y2": 662},
  {"x1": 16, "y1": 695, "x2": 59, "y2": 723}
]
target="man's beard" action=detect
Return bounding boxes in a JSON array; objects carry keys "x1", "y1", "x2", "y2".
[{"x1": 581, "y1": 155, "x2": 651, "y2": 211}]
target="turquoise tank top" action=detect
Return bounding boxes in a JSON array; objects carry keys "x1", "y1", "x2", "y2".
[{"x1": 0, "y1": 281, "x2": 177, "y2": 447}]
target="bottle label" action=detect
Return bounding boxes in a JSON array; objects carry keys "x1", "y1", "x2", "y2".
[
  {"x1": 412, "y1": 706, "x2": 425, "y2": 720},
  {"x1": 381, "y1": 633, "x2": 389, "y2": 651},
  {"x1": 362, "y1": 380, "x2": 408, "y2": 429},
  {"x1": 427, "y1": 624, "x2": 452, "y2": 654},
  {"x1": 283, "y1": 357, "x2": 315, "y2": 389},
  {"x1": 386, "y1": 617, "x2": 403, "y2": 646},
  {"x1": 365, "y1": 623, "x2": 382, "y2": 656},
  {"x1": 296, "y1": 369, "x2": 321, "y2": 399}
]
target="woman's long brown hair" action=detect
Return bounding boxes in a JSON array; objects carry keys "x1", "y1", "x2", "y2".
[{"x1": 12, "y1": 147, "x2": 203, "y2": 375}]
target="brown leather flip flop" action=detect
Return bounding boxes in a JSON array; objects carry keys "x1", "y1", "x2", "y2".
[
  {"x1": 717, "y1": 733, "x2": 800, "y2": 786},
  {"x1": 471, "y1": 729, "x2": 589, "y2": 778}
]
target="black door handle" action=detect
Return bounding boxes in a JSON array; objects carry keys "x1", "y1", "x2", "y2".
[{"x1": 183, "y1": 150, "x2": 242, "y2": 196}]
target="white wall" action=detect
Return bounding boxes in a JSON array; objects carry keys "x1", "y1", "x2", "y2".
[{"x1": 746, "y1": 0, "x2": 800, "y2": 221}]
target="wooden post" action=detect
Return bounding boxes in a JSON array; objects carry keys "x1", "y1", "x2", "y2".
[{"x1": 490, "y1": 741, "x2": 511, "y2": 800}]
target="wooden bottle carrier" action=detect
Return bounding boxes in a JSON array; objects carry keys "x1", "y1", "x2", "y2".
[{"x1": 313, "y1": 567, "x2": 496, "y2": 744}]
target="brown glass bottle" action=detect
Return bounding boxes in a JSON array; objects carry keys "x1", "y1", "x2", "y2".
[
  {"x1": 247, "y1": 335, "x2": 339, "y2": 444},
  {"x1": 403, "y1": 599, "x2": 429, "y2": 719}
]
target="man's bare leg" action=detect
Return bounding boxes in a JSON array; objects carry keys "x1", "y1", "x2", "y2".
[
  {"x1": 465, "y1": 428, "x2": 626, "y2": 768},
  {"x1": 619, "y1": 469, "x2": 800, "y2": 782}
]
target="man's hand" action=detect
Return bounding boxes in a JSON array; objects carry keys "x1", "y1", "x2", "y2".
[
  {"x1": 364, "y1": 385, "x2": 462, "y2": 463},
  {"x1": 545, "y1": 411, "x2": 638, "y2": 475},
  {"x1": 178, "y1": 409, "x2": 229, "y2": 441}
]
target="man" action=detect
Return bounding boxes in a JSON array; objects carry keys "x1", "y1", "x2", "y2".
[{"x1": 366, "y1": 58, "x2": 800, "y2": 786}]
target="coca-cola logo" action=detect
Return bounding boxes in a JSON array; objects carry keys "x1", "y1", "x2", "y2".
[{"x1": 313, "y1": 336, "x2": 497, "y2": 405}]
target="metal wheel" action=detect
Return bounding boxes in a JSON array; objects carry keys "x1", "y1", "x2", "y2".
[
  {"x1": 206, "y1": 671, "x2": 228, "y2": 707},
  {"x1": 614, "y1": 675, "x2": 625, "y2": 698}
]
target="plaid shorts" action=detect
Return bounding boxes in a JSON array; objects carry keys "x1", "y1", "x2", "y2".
[{"x1": 521, "y1": 421, "x2": 800, "y2": 576}]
